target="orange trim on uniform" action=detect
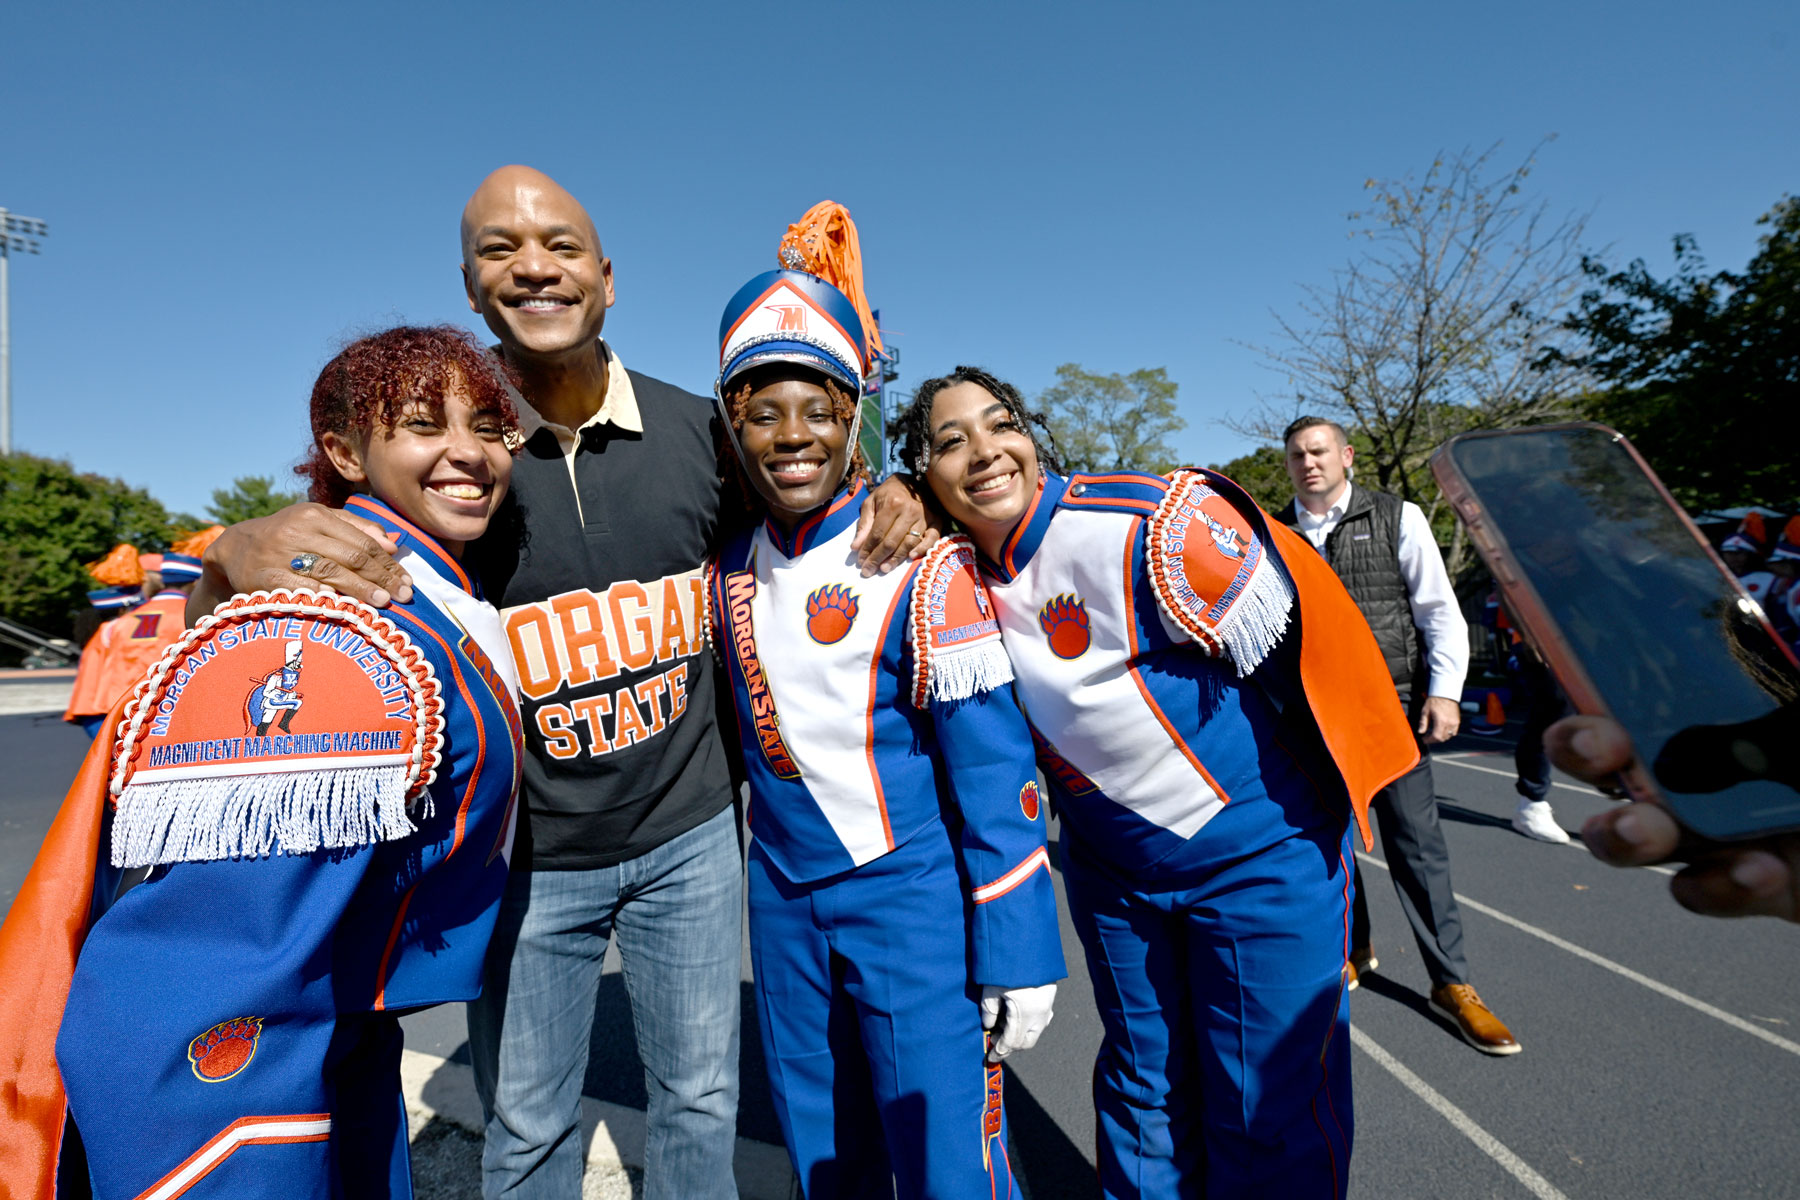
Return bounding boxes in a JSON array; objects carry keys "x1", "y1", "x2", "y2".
[
  {"x1": 863, "y1": 561, "x2": 920, "y2": 852},
  {"x1": 1062, "y1": 473, "x2": 1165, "y2": 512},
  {"x1": 1119, "y1": 518, "x2": 1233, "y2": 804},
  {"x1": 0, "y1": 708, "x2": 123, "y2": 1200},
  {"x1": 1002, "y1": 479, "x2": 1048, "y2": 579},
  {"x1": 971, "y1": 847, "x2": 1051, "y2": 904},
  {"x1": 371, "y1": 606, "x2": 486, "y2": 1011},
  {"x1": 131, "y1": 1113, "x2": 332, "y2": 1200},
  {"x1": 343, "y1": 495, "x2": 472, "y2": 595},
  {"x1": 789, "y1": 481, "x2": 864, "y2": 558}
]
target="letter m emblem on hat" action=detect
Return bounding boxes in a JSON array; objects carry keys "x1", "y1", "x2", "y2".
[{"x1": 764, "y1": 304, "x2": 807, "y2": 332}]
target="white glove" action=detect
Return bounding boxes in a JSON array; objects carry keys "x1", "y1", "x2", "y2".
[{"x1": 980, "y1": 983, "x2": 1057, "y2": 1063}]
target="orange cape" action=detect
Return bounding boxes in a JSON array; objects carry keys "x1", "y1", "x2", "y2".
[{"x1": 0, "y1": 705, "x2": 121, "y2": 1199}]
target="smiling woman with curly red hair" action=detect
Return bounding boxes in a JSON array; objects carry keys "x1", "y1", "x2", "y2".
[
  {"x1": 298, "y1": 324, "x2": 521, "y2": 511},
  {"x1": 32, "y1": 324, "x2": 533, "y2": 1200}
]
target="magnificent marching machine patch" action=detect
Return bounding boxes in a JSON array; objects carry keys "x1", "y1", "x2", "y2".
[
  {"x1": 909, "y1": 535, "x2": 1012, "y2": 707},
  {"x1": 108, "y1": 589, "x2": 446, "y2": 868},
  {"x1": 1145, "y1": 470, "x2": 1296, "y2": 676}
]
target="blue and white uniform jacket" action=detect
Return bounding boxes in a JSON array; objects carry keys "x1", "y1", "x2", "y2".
[
  {"x1": 706, "y1": 482, "x2": 1064, "y2": 988},
  {"x1": 980, "y1": 469, "x2": 1364, "y2": 885},
  {"x1": 54, "y1": 495, "x2": 524, "y2": 1200},
  {"x1": 317, "y1": 494, "x2": 525, "y2": 1008}
]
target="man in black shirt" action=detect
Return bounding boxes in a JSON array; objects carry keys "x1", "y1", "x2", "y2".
[{"x1": 191, "y1": 165, "x2": 934, "y2": 1198}]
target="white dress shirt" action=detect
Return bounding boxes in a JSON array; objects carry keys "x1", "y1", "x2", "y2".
[{"x1": 1292, "y1": 482, "x2": 1469, "y2": 700}]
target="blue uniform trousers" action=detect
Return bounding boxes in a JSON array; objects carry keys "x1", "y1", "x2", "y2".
[
  {"x1": 747, "y1": 825, "x2": 1011, "y2": 1200},
  {"x1": 1061, "y1": 809, "x2": 1355, "y2": 1200}
]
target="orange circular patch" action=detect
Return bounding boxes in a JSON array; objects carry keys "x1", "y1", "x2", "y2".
[{"x1": 1019, "y1": 780, "x2": 1041, "y2": 821}]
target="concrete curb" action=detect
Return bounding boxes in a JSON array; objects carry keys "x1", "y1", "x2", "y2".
[
  {"x1": 400, "y1": 1049, "x2": 795, "y2": 1199},
  {"x1": 0, "y1": 682, "x2": 72, "y2": 717}
]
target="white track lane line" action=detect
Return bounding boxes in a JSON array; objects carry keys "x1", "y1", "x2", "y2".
[
  {"x1": 1435, "y1": 752, "x2": 1598, "y2": 796},
  {"x1": 1432, "y1": 756, "x2": 1678, "y2": 876},
  {"x1": 1349, "y1": 1025, "x2": 1570, "y2": 1200},
  {"x1": 1358, "y1": 853, "x2": 1800, "y2": 1058}
]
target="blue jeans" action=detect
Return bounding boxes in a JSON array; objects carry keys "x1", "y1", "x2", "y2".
[{"x1": 467, "y1": 804, "x2": 743, "y2": 1200}]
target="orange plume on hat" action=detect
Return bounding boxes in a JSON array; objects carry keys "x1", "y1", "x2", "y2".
[
  {"x1": 86, "y1": 544, "x2": 144, "y2": 587},
  {"x1": 171, "y1": 525, "x2": 226, "y2": 559},
  {"x1": 1740, "y1": 512, "x2": 1767, "y2": 543},
  {"x1": 778, "y1": 201, "x2": 883, "y2": 369}
]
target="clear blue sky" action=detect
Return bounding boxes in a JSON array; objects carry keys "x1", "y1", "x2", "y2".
[{"x1": 4, "y1": 1, "x2": 1795, "y2": 517}]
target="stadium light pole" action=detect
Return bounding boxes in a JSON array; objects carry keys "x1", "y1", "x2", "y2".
[{"x1": 0, "y1": 209, "x2": 51, "y2": 456}]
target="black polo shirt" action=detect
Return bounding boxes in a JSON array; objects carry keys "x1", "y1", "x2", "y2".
[{"x1": 470, "y1": 366, "x2": 737, "y2": 870}]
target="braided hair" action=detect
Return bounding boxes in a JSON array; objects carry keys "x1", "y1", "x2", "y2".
[
  {"x1": 894, "y1": 365, "x2": 1064, "y2": 481},
  {"x1": 716, "y1": 363, "x2": 870, "y2": 519}
]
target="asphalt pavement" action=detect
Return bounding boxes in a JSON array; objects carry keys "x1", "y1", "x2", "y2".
[{"x1": 3, "y1": 705, "x2": 1796, "y2": 1198}]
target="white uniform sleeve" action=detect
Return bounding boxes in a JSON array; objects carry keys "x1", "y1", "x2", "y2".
[{"x1": 1395, "y1": 501, "x2": 1469, "y2": 699}]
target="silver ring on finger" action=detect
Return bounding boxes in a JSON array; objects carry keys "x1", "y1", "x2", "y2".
[
  {"x1": 905, "y1": 529, "x2": 925, "y2": 542},
  {"x1": 291, "y1": 552, "x2": 321, "y2": 575}
]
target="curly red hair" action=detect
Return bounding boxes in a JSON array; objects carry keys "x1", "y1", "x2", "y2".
[{"x1": 298, "y1": 325, "x2": 521, "y2": 507}]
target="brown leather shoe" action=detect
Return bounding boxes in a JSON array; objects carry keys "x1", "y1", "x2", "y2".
[
  {"x1": 1345, "y1": 947, "x2": 1378, "y2": 991},
  {"x1": 1430, "y1": 984, "x2": 1522, "y2": 1055}
]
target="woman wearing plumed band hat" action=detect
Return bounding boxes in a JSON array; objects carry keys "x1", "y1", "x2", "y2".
[{"x1": 706, "y1": 205, "x2": 1065, "y2": 1198}]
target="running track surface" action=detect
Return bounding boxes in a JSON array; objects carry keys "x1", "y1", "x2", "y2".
[{"x1": 4, "y1": 711, "x2": 1795, "y2": 1198}]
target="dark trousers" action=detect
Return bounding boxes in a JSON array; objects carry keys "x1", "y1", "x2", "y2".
[
  {"x1": 1349, "y1": 743, "x2": 1470, "y2": 989},
  {"x1": 1513, "y1": 654, "x2": 1570, "y2": 801}
]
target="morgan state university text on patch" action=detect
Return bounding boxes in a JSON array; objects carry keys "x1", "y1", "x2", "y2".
[{"x1": 502, "y1": 569, "x2": 707, "y2": 761}]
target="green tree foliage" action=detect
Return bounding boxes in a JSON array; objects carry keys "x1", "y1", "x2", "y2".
[
  {"x1": 1549, "y1": 196, "x2": 1800, "y2": 511},
  {"x1": 207, "y1": 475, "x2": 304, "y2": 526},
  {"x1": 1206, "y1": 447, "x2": 1292, "y2": 514},
  {"x1": 0, "y1": 453, "x2": 174, "y2": 641},
  {"x1": 1039, "y1": 364, "x2": 1186, "y2": 474}
]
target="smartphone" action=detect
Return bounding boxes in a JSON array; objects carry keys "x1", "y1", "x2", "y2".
[{"x1": 1431, "y1": 422, "x2": 1800, "y2": 841}]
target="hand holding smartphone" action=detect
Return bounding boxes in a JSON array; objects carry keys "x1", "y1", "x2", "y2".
[{"x1": 1430, "y1": 423, "x2": 1800, "y2": 843}]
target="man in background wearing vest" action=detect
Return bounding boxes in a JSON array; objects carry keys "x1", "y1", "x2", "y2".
[{"x1": 1276, "y1": 416, "x2": 1522, "y2": 1056}]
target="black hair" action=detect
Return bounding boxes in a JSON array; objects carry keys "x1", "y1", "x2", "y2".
[{"x1": 893, "y1": 365, "x2": 1064, "y2": 480}]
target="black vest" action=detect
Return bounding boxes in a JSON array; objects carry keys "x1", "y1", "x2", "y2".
[{"x1": 1275, "y1": 486, "x2": 1425, "y2": 695}]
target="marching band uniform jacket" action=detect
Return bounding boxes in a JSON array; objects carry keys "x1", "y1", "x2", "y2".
[
  {"x1": 2, "y1": 495, "x2": 523, "y2": 1200},
  {"x1": 982, "y1": 468, "x2": 1418, "y2": 878},
  {"x1": 706, "y1": 481, "x2": 1064, "y2": 988}
]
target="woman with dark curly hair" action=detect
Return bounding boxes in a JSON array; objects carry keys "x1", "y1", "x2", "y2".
[
  {"x1": 894, "y1": 368, "x2": 1420, "y2": 1200},
  {"x1": 23, "y1": 325, "x2": 529, "y2": 1200},
  {"x1": 705, "y1": 213, "x2": 1063, "y2": 1198}
]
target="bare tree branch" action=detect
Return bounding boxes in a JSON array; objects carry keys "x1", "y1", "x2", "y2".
[{"x1": 1229, "y1": 141, "x2": 1593, "y2": 565}]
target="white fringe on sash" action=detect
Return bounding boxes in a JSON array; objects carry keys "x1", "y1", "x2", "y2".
[
  {"x1": 928, "y1": 641, "x2": 1015, "y2": 703},
  {"x1": 111, "y1": 765, "x2": 420, "y2": 868},
  {"x1": 1214, "y1": 556, "x2": 1295, "y2": 678}
]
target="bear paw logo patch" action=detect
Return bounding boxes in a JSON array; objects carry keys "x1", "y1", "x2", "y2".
[
  {"x1": 1019, "y1": 780, "x2": 1042, "y2": 821},
  {"x1": 188, "y1": 1016, "x2": 263, "y2": 1082},
  {"x1": 1038, "y1": 595, "x2": 1090, "y2": 659},
  {"x1": 806, "y1": 584, "x2": 860, "y2": 645}
]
